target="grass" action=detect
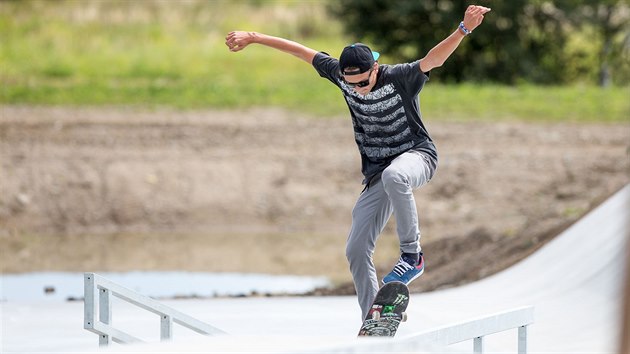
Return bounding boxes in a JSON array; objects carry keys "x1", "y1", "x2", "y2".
[
  {"x1": 1, "y1": 0, "x2": 628, "y2": 122},
  {"x1": 421, "y1": 84, "x2": 629, "y2": 123}
]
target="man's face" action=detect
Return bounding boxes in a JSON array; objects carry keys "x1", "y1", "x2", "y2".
[{"x1": 343, "y1": 63, "x2": 378, "y2": 96}]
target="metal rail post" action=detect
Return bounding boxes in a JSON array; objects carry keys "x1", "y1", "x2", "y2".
[
  {"x1": 98, "y1": 288, "x2": 112, "y2": 346},
  {"x1": 161, "y1": 315, "x2": 173, "y2": 341},
  {"x1": 474, "y1": 336, "x2": 484, "y2": 353},
  {"x1": 518, "y1": 325, "x2": 528, "y2": 354},
  {"x1": 84, "y1": 272, "x2": 225, "y2": 347}
]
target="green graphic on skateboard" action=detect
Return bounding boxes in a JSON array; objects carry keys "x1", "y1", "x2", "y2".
[{"x1": 358, "y1": 281, "x2": 409, "y2": 337}]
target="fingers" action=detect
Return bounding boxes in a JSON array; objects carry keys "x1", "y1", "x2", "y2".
[
  {"x1": 225, "y1": 32, "x2": 235, "y2": 42},
  {"x1": 467, "y1": 5, "x2": 491, "y2": 15},
  {"x1": 225, "y1": 31, "x2": 243, "y2": 52},
  {"x1": 225, "y1": 34, "x2": 239, "y2": 44},
  {"x1": 226, "y1": 40, "x2": 242, "y2": 52}
]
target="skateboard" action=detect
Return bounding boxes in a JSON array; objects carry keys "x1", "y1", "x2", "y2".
[{"x1": 357, "y1": 281, "x2": 409, "y2": 337}]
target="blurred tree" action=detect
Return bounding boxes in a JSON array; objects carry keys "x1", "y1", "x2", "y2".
[
  {"x1": 329, "y1": 0, "x2": 629, "y2": 85},
  {"x1": 328, "y1": 0, "x2": 557, "y2": 84},
  {"x1": 551, "y1": 0, "x2": 630, "y2": 86}
]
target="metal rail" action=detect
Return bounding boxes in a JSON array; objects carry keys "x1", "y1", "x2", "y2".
[
  {"x1": 83, "y1": 272, "x2": 226, "y2": 347},
  {"x1": 322, "y1": 306, "x2": 534, "y2": 353},
  {"x1": 400, "y1": 306, "x2": 534, "y2": 353}
]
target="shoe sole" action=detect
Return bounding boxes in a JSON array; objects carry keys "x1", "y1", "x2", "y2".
[
  {"x1": 405, "y1": 267, "x2": 424, "y2": 284},
  {"x1": 382, "y1": 267, "x2": 424, "y2": 285}
]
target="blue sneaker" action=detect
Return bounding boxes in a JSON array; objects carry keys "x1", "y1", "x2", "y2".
[{"x1": 382, "y1": 252, "x2": 424, "y2": 285}]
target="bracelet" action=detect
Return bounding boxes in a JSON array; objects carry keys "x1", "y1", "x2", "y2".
[{"x1": 458, "y1": 21, "x2": 471, "y2": 35}]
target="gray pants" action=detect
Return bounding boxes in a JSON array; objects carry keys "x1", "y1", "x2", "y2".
[{"x1": 346, "y1": 151, "x2": 435, "y2": 319}]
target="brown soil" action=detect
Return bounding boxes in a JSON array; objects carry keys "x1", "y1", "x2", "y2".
[{"x1": 1, "y1": 105, "x2": 628, "y2": 294}]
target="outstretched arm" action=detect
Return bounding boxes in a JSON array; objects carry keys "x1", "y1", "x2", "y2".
[
  {"x1": 419, "y1": 5, "x2": 491, "y2": 73},
  {"x1": 225, "y1": 31, "x2": 318, "y2": 64}
]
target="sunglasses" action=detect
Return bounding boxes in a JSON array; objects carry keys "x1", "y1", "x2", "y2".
[{"x1": 343, "y1": 68, "x2": 374, "y2": 88}]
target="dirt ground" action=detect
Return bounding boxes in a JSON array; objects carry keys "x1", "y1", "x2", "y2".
[{"x1": 1, "y1": 105, "x2": 628, "y2": 293}]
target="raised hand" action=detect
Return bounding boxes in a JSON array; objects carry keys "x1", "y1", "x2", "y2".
[
  {"x1": 225, "y1": 31, "x2": 255, "y2": 52},
  {"x1": 463, "y1": 5, "x2": 491, "y2": 33}
]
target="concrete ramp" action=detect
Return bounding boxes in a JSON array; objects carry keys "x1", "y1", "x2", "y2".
[{"x1": 408, "y1": 184, "x2": 629, "y2": 352}]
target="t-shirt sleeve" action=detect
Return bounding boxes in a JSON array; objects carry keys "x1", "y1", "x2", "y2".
[
  {"x1": 312, "y1": 52, "x2": 341, "y2": 87},
  {"x1": 390, "y1": 60, "x2": 430, "y2": 96}
]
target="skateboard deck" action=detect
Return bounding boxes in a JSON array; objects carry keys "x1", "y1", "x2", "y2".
[{"x1": 358, "y1": 281, "x2": 409, "y2": 337}]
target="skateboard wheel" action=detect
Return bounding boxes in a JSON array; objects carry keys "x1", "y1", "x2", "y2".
[
  {"x1": 401, "y1": 312, "x2": 408, "y2": 322},
  {"x1": 372, "y1": 311, "x2": 381, "y2": 321}
]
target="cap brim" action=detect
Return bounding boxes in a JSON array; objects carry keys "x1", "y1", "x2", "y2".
[{"x1": 372, "y1": 51, "x2": 380, "y2": 61}]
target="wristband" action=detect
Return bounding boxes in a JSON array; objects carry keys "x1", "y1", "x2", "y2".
[{"x1": 459, "y1": 21, "x2": 471, "y2": 35}]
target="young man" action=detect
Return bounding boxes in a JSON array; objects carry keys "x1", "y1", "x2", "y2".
[{"x1": 226, "y1": 5, "x2": 491, "y2": 319}]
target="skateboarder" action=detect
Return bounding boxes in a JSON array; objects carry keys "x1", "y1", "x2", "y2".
[{"x1": 226, "y1": 5, "x2": 491, "y2": 319}]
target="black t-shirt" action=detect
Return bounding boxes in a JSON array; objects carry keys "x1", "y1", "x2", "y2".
[{"x1": 312, "y1": 52, "x2": 437, "y2": 184}]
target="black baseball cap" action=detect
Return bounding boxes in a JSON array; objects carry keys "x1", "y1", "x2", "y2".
[{"x1": 339, "y1": 43, "x2": 380, "y2": 75}]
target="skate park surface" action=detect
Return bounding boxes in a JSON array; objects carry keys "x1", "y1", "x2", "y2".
[{"x1": 2, "y1": 184, "x2": 628, "y2": 353}]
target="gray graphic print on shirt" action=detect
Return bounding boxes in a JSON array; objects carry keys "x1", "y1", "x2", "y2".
[{"x1": 339, "y1": 81, "x2": 414, "y2": 160}]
